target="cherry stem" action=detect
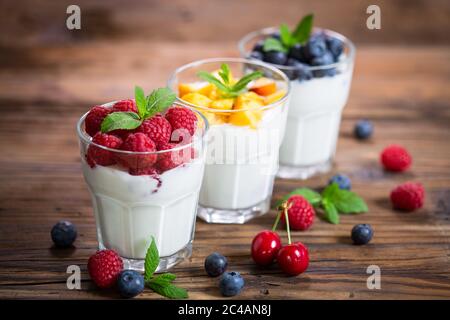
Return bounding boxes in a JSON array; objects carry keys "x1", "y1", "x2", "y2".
[
  {"x1": 271, "y1": 210, "x2": 282, "y2": 231},
  {"x1": 283, "y1": 205, "x2": 292, "y2": 245}
]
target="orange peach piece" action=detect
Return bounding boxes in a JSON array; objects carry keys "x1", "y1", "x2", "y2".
[{"x1": 249, "y1": 77, "x2": 277, "y2": 96}]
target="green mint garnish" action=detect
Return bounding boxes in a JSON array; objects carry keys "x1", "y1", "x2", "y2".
[
  {"x1": 197, "y1": 63, "x2": 263, "y2": 98},
  {"x1": 263, "y1": 13, "x2": 314, "y2": 53},
  {"x1": 276, "y1": 182, "x2": 368, "y2": 225},
  {"x1": 143, "y1": 237, "x2": 188, "y2": 299},
  {"x1": 100, "y1": 86, "x2": 176, "y2": 133}
]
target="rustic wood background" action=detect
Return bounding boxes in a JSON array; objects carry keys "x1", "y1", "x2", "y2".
[{"x1": 0, "y1": 0, "x2": 449, "y2": 299}]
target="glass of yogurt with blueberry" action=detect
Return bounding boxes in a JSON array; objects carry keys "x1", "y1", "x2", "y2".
[
  {"x1": 168, "y1": 58, "x2": 290, "y2": 223},
  {"x1": 239, "y1": 15, "x2": 355, "y2": 179},
  {"x1": 77, "y1": 87, "x2": 209, "y2": 272}
]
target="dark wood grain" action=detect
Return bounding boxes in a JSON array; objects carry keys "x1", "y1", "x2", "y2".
[{"x1": 0, "y1": 41, "x2": 449, "y2": 300}]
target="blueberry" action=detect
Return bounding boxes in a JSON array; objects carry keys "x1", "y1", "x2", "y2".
[
  {"x1": 51, "y1": 221, "x2": 77, "y2": 247},
  {"x1": 117, "y1": 270, "x2": 144, "y2": 298},
  {"x1": 289, "y1": 44, "x2": 307, "y2": 63},
  {"x1": 249, "y1": 51, "x2": 263, "y2": 61},
  {"x1": 263, "y1": 51, "x2": 288, "y2": 65},
  {"x1": 204, "y1": 252, "x2": 228, "y2": 277},
  {"x1": 326, "y1": 37, "x2": 344, "y2": 60},
  {"x1": 329, "y1": 174, "x2": 352, "y2": 190},
  {"x1": 351, "y1": 224, "x2": 373, "y2": 245},
  {"x1": 311, "y1": 51, "x2": 336, "y2": 77},
  {"x1": 219, "y1": 271, "x2": 244, "y2": 297},
  {"x1": 252, "y1": 40, "x2": 264, "y2": 53},
  {"x1": 271, "y1": 32, "x2": 281, "y2": 41},
  {"x1": 286, "y1": 58, "x2": 313, "y2": 81},
  {"x1": 303, "y1": 36, "x2": 327, "y2": 60},
  {"x1": 354, "y1": 119, "x2": 373, "y2": 140}
]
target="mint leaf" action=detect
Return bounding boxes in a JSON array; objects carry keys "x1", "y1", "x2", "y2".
[
  {"x1": 218, "y1": 63, "x2": 230, "y2": 85},
  {"x1": 150, "y1": 273, "x2": 177, "y2": 286},
  {"x1": 323, "y1": 199, "x2": 339, "y2": 224},
  {"x1": 328, "y1": 190, "x2": 368, "y2": 214},
  {"x1": 275, "y1": 188, "x2": 322, "y2": 208},
  {"x1": 197, "y1": 71, "x2": 230, "y2": 93},
  {"x1": 147, "y1": 281, "x2": 188, "y2": 299},
  {"x1": 100, "y1": 112, "x2": 141, "y2": 133},
  {"x1": 144, "y1": 236, "x2": 159, "y2": 281},
  {"x1": 293, "y1": 14, "x2": 314, "y2": 44},
  {"x1": 263, "y1": 37, "x2": 288, "y2": 53},
  {"x1": 145, "y1": 88, "x2": 176, "y2": 118},
  {"x1": 279, "y1": 23, "x2": 295, "y2": 48},
  {"x1": 231, "y1": 71, "x2": 263, "y2": 93},
  {"x1": 134, "y1": 86, "x2": 147, "y2": 118}
]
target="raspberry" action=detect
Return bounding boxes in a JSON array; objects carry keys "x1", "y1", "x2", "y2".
[
  {"x1": 136, "y1": 115, "x2": 172, "y2": 148},
  {"x1": 129, "y1": 167, "x2": 159, "y2": 176},
  {"x1": 117, "y1": 133, "x2": 157, "y2": 171},
  {"x1": 86, "y1": 132, "x2": 123, "y2": 167},
  {"x1": 281, "y1": 195, "x2": 315, "y2": 230},
  {"x1": 165, "y1": 107, "x2": 197, "y2": 142},
  {"x1": 85, "y1": 106, "x2": 111, "y2": 137},
  {"x1": 381, "y1": 145, "x2": 412, "y2": 172},
  {"x1": 112, "y1": 99, "x2": 137, "y2": 113},
  {"x1": 87, "y1": 249, "x2": 123, "y2": 288},
  {"x1": 390, "y1": 182, "x2": 425, "y2": 211},
  {"x1": 156, "y1": 143, "x2": 194, "y2": 172}
]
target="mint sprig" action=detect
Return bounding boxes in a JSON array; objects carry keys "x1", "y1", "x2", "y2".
[
  {"x1": 263, "y1": 14, "x2": 314, "y2": 53},
  {"x1": 143, "y1": 237, "x2": 188, "y2": 299},
  {"x1": 276, "y1": 182, "x2": 368, "y2": 224},
  {"x1": 100, "y1": 86, "x2": 176, "y2": 133},
  {"x1": 197, "y1": 63, "x2": 263, "y2": 98}
]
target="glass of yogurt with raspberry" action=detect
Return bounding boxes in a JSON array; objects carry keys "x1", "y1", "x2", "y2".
[
  {"x1": 168, "y1": 58, "x2": 290, "y2": 223},
  {"x1": 239, "y1": 22, "x2": 355, "y2": 179},
  {"x1": 77, "y1": 89, "x2": 208, "y2": 272}
]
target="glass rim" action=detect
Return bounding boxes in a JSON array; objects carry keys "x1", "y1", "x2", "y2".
[
  {"x1": 167, "y1": 57, "x2": 291, "y2": 113},
  {"x1": 76, "y1": 101, "x2": 209, "y2": 155},
  {"x1": 238, "y1": 26, "x2": 356, "y2": 71}
]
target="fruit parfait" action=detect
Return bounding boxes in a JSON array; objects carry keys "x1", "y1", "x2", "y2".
[
  {"x1": 168, "y1": 58, "x2": 290, "y2": 224},
  {"x1": 77, "y1": 87, "x2": 208, "y2": 272},
  {"x1": 239, "y1": 14, "x2": 355, "y2": 179}
]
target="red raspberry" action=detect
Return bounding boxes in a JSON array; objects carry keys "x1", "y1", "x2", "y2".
[
  {"x1": 117, "y1": 133, "x2": 157, "y2": 171},
  {"x1": 381, "y1": 145, "x2": 412, "y2": 172},
  {"x1": 165, "y1": 107, "x2": 197, "y2": 142},
  {"x1": 281, "y1": 195, "x2": 315, "y2": 231},
  {"x1": 87, "y1": 249, "x2": 123, "y2": 288},
  {"x1": 85, "y1": 106, "x2": 111, "y2": 137},
  {"x1": 112, "y1": 99, "x2": 137, "y2": 113},
  {"x1": 136, "y1": 115, "x2": 172, "y2": 148},
  {"x1": 390, "y1": 182, "x2": 425, "y2": 211},
  {"x1": 156, "y1": 143, "x2": 194, "y2": 172},
  {"x1": 86, "y1": 132, "x2": 123, "y2": 167},
  {"x1": 129, "y1": 167, "x2": 159, "y2": 176}
]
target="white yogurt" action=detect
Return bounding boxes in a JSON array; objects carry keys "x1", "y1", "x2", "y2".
[
  {"x1": 81, "y1": 158, "x2": 204, "y2": 259},
  {"x1": 279, "y1": 70, "x2": 352, "y2": 167}
]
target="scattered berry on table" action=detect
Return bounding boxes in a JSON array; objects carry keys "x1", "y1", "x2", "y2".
[
  {"x1": 219, "y1": 271, "x2": 245, "y2": 297},
  {"x1": 251, "y1": 230, "x2": 282, "y2": 266},
  {"x1": 165, "y1": 107, "x2": 197, "y2": 142},
  {"x1": 204, "y1": 252, "x2": 228, "y2": 277},
  {"x1": 88, "y1": 249, "x2": 123, "y2": 288},
  {"x1": 354, "y1": 119, "x2": 373, "y2": 140},
  {"x1": 351, "y1": 224, "x2": 373, "y2": 245},
  {"x1": 112, "y1": 99, "x2": 138, "y2": 113},
  {"x1": 86, "y1": 132, "x2": 123, "y2": 167},
  {"x1": 390, "y1": 182, "x2": 425, "y2": 211},
  {"x1": 263, "y1": 51, "x2": 288, "y2": 65},
  {"x1": 328, "y1": 173, "x2": 352, "y2": 190},
  {"x1": 136, "y1": 115, "x2": 172, "y2": 149},
  {"x1": 281, "y1": 195, "x2": 315, "y2": 231},
  {"x1": 381, "y1": 144, "x2": 412, "y2": 172},
  {"x1": 85, "y1": 106, "x2": 111, "y2": 137},
  {"x1": 117, "y1": 270, "x2": 145, "y2": 298},
  {"x1": 277, "y1": 242, "x2": 309, "y2": 276},
  {"x1": 117, "y1": 132, "x2": 157, "y2": 171},
  {"x1": 51, "y1": 221, "x2": 77, "y2": 248}
]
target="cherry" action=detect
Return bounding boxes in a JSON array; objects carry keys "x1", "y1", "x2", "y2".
[
  {"x1": 251, "y1": 230, "x2": 282, "y2": 266},
  {"x1": 277, "y1": 242, "x2": 309, "y2": 276}
]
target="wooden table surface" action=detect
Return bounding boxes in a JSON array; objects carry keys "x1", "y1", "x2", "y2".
[{"x1": 0, "y1": 41, "x2": 449, "y2": 299}]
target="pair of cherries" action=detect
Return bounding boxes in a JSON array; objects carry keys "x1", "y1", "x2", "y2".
[{"x1": 251, "y1": 201, "x2": 309, "y2": 276}]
